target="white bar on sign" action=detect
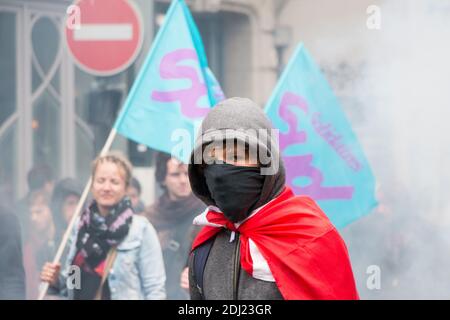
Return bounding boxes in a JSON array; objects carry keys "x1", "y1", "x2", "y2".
[{"x1": 74, "y1": 24, "x2": 133, "y2": 41}]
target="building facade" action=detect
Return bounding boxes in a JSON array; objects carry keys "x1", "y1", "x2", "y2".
[{"x1": 0, "y1": 0, "x2": 377, "y2": 201}]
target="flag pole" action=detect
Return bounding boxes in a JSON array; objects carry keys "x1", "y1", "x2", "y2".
[{"x1": 38, "y1": 128, "x2": 118, "y2": 300}]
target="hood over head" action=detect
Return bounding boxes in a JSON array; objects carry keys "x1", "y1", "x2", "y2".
[{"x1": 188, "y1": 97, "x2": 286, "y2": 212}]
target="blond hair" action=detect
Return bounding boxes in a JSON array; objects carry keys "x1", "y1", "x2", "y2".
[{"x1": 91, "y1": 151, "x2": 133, "y2": 187}]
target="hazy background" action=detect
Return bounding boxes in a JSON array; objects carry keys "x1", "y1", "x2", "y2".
[{"x1": 340, "y1": 0, "x2": 450, "y2": 299}]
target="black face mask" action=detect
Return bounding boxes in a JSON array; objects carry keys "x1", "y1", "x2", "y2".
[{"x1": 203, "y1": 163, "x2": 265, "y2": 223}]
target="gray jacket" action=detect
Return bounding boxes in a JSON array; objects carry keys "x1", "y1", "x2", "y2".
[
  {"x1": 188, "y1": 230, "x2": 282, "y2": 300},
  {"x1": 188, "y1": 97, "x2": 286, "y2": 300}
]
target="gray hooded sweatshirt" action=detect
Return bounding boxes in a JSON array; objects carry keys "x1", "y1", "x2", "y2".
[{"x1": 188, "y1": 97, "x2": 286, "y2": 300}]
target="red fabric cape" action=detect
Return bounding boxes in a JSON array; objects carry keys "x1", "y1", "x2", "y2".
[{"x1": 192, "y1": 187, "x2": 359, "y2": 300}]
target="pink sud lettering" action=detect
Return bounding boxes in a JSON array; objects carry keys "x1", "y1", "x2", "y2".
[
  {"x1": 279, "y1": 92, "x2": 354, "y2": 200},
  {"x1": 151, "y1": 49, "x2": 209, "y2": 118}
]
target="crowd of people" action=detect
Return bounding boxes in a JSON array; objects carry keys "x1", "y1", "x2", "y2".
[
  {"x1": 0, "y1": 150, "x2": 204, "y2": 300},
  {"x1": 1, "y1": 97, "x2": 359, "y2": 300}
]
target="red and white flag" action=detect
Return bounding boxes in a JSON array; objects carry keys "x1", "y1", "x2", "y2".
[{"x1": 192, "y1": 187, "x2": 360, "y2": 300}]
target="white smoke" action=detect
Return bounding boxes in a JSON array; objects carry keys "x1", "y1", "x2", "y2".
[{"x1": 341, "y1": 0, "x2": 450, "y2": 299}]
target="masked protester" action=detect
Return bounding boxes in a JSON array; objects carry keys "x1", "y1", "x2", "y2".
[
  {"x1": 40, "y1": 152, "x2": 166, "y2": 300},
  {"x1": 146, "y1": 152, "x2": 205, "y2": 299},
  {"x1": 188, "y1": 97, "x2": 359, "y2": 300}
]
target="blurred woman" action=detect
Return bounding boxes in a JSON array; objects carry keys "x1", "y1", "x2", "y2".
[
  {"x1": 41, "y1": 152, "x2": 166, "y2": 300},
  {"x1": 23, "y1": 190, "x2": 55, "y2": 299},
  {"x1": 50, "y1": 178, "x2": 82, "y2": 245}
]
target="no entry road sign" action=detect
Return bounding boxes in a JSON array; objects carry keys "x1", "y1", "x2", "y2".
[{"x1": 65, "y1": 0, "x2": 143, "y2": 76}]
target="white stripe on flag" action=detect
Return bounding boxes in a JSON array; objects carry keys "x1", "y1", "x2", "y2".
[
  {"x1": 74, "y1": 24, "x2": 133, "y2": 41},
  {"x1": 249, "y1": 239, "x2": 275, "y2": 282},
  {"x1": 192, "y1": 206, "x2": 223, "y2": 228}
]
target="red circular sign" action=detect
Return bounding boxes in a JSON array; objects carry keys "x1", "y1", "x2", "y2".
[{"x1": 65, "y1": 0, "x2": 143, "y2": 76}]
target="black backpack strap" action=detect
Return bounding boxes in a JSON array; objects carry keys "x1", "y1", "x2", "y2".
[{"x1": 193, "y1": 238, "x2": 215, "y2": 299}]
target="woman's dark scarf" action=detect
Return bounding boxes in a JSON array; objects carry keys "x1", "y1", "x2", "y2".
[
  {"x1": 72, "y1": 197, "x2": 133, "y2": 299},
  {"x1": 146, "y1": 193, "x2": 205, "y2": 230}
]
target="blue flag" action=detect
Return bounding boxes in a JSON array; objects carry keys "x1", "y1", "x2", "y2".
[
  {"x1": 265, "y1": 43, "x2": 377, "y2": 228},
  {"x1": 114, "y1": 0, "x2": 224, "y2": 163}
]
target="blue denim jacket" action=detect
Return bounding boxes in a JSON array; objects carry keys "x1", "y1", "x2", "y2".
[{"x1": 59, "y1": 215, "x2": 166, "y2": 300}]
